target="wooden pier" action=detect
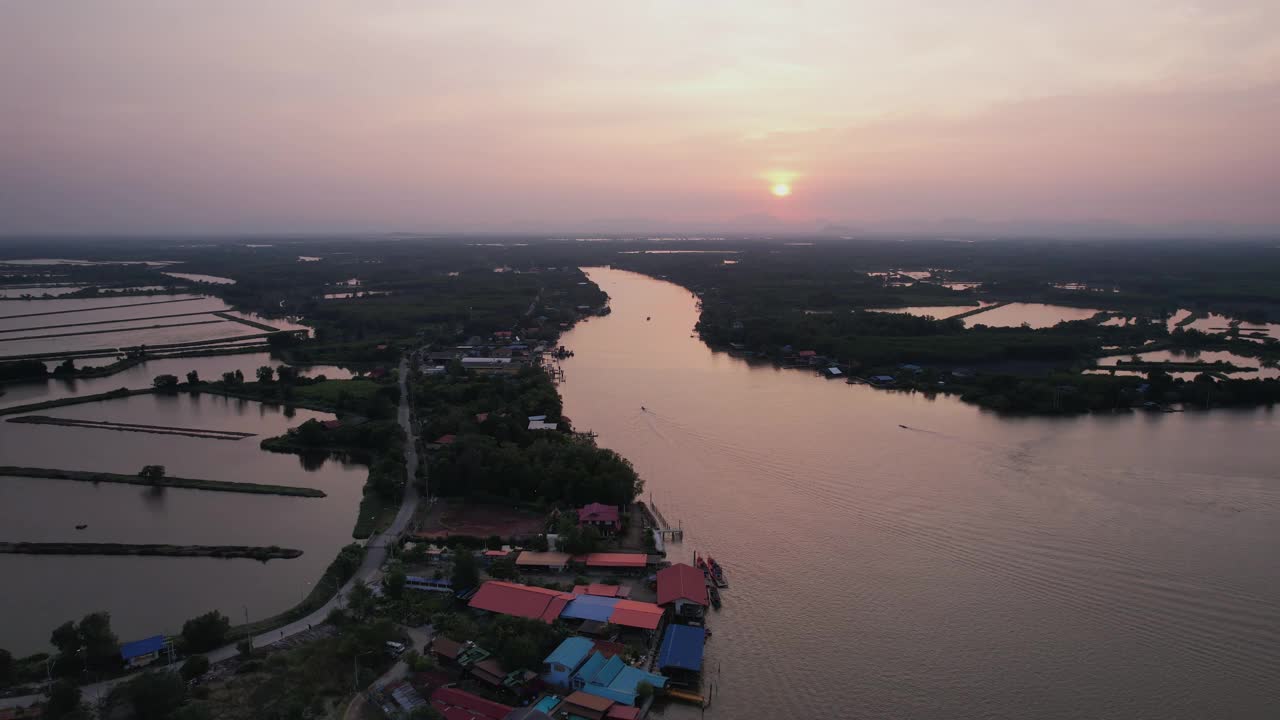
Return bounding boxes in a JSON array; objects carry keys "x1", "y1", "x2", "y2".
[{"x1": 645, "y1": 496, "x2": 684, "y2": 542}]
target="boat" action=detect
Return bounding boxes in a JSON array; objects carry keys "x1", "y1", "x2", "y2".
[
  {"x1": 899, "y1": 424, "x2": 909, "y2": 429},
  {"x1": 74, "y1": 524, "x2": 88, "y2": 530},
  {"x1": 707, "y1": 556, "x2": 728, "y2": 588},
  {"x1": 706, "y1": 583, "x2": 722, "y2": 610},
  {"x1": 646, "y1": 316, "x2": 651, "y2": 321}
]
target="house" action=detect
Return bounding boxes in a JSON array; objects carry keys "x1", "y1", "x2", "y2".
[
  {"x1": 468, "y1": 581, "x2": 574, "y2": 623},
  {"x1": 528, "y1": 420, "x2": 558, "y2": 431},
  {"x1": 826, "y1": 366, "x2": 843, "y2": 377},
  {"x1": 560, "y1": 595, "x2": 620, "y2": 624},
  {"x1": 558, "y1": 691, "x2": 613, "y2": 720},
  {"x1": 605, "y1": 600, "x2": 664, "y2": 632},
  {"x1": 433, "y1": 434, "x2": 457, "y2": 446},
  {"x1": 577, "y1": 503, "x2": 621, "y2": 533},
  {"x1": 515, "y1": 551, "x2": 571, "y2": 572},
  {"x1": 570, "y1": 652, "x2": 667, "y2": 705},
  {"x1": 606, "y1": 706, "x2": 641, "y2": 720},
  {"x1": 869, "y1": 375, "x2": 895, "y2": 385},
  {"x1": 119, "y1": 635, "x2": 165, "y2": 669},
  {"x1": 430, "y1": 687, "x2": 513, "y2": 720},
  {"x1": 899, "y1": 363, "x2": 923, "y2": 373},
  {"x1": 578, "y1": 553, "x2": 648, "y2": 572},
  {"x1": 657, "y1": 624, "x2": 705, "y2": 674},
  {"x1": 429, "y1": 637, "x2": 464, "y2": 664},
  {"x1": 797, "y1": 350, "x2": 817, "y2": 360},
  {"x1": 471, "y1": 658, "x2": 508, "y2": 687},
  {"x1": 321, "y1": 419, "x2": 343, "y2": 430},
  {"x1": 542, "y1": 637, "x2": 595, "y2": 688},
  {"x1": 656, "y1": 563, "x2": 708, "y2": 619}
]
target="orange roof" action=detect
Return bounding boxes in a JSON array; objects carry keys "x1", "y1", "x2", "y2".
[
  {"x1": 516, "y1": 551, "x2": 571, "y2": 567},
  {"x1": 564, "y1": 691, "x2": 613, "y2": 712},
  {"x1": 581, "y1": 553, "x2": 647, "y2": 568},
  {"x1": 468, "y1": 581, "x2": 573, "y2": 623},
  {"x1": 608, "y1": 599, "x2": 664, "y2": 630}
]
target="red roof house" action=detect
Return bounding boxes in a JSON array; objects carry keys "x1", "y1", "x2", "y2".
[
  {"x1": 579, "y1": 553, "x2": 647, "y2": 570},
  {"x1": 321, "y1": 419, "x2": 343, "y2": 430},
  {"x1": 656, "y1": 563, "x2": 709, "y2": 607},
  {"x1": 430, "y1": 687, "x2": 512, "y2": 720},
  {"x1": 434, "y1": 434, "x2": 457, "y2": 445},
  {"x1": 468, "y1": 581, "x2": 573, "y2": 623},
  {"x1": 577, "y1": 503, "x2": 621, "y2": 532},
  {"x1": 607, "y1": 599, "x2": 665, "y2": 631},
  {"x1": 797, "y1": 350, "x2": 817, "y2": 357}
]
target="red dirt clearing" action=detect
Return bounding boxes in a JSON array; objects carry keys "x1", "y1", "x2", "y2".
[{"x1": 416, "y1": 501, "x2": 546, "y2": 539}]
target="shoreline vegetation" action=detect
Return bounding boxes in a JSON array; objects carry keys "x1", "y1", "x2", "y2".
[
  {"x1": 0, "y1": 542, "x2": 302, "y2": 561},
  {"x1": 0, "y1": 465, "x2": 325, "y2": 497}
]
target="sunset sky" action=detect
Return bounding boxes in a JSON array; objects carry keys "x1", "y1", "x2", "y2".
[{"x1": 2, "y1": 1, "x2": 1278, "y2": 235}]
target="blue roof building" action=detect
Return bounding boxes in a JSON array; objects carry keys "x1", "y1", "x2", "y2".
[
  {"x1": 560, "y1": 595, "x2": 620, "y2": 623},
  {"x1": 571, "y1": 651, "x2": 667, "y2": 706},
  {"x1": 542, "y1": 637, "x2": 595, "y2": 689},
  {"x1": 120, "y1": 635, "x2": 166, "y2": 668},
  {"x1": 658, "y1": 624, "x2": 705, "y2": 673}
]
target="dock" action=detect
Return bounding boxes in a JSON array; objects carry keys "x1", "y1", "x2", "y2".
[
  {"x1": 665, "y1": 689, "x2": 707, "y2": 707},
  {"x1": 642, "y1": 497, "x2": 684, "y2": 542}
]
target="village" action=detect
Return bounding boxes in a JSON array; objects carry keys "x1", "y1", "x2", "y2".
[{"x1": 365, "y1": 493, "x2": 725, "y2": 720}]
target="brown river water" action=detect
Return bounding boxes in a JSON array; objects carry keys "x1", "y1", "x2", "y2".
[{"x1": 558, "y1": 268, "x2": 1280, "y2": 720}]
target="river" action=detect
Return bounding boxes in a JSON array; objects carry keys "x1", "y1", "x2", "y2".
[{"x1": 558, "y1": 268, "x2": 1280, "y2": 720}]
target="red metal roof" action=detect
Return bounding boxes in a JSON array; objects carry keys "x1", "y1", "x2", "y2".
[
  {"x1": 606, "y1": 706, "x2": 641, "y2": 720},
  {"x1": 656, "y1": 563, "x2": 709, "y2": 606},
  {"x1": 430, "y1": 687, "x2": 512, "y2": 720},
  {"x1": 468, "y1": 581, "x2": 573, "y2": 623},
  {"x1": 564, "y1": 691, "x2": 614, "y2": 713},
  {"x1": 798, "y1": 350, "x2": 817, "y2": 356},
  {"x1": 577, "y1": 503, "x2": 620, "y2": 524},
  {"x1": 582, "y1": 553, "x2": 647, "y2": 568},
  {"x1": 608, "y1": 599, "x2": 664, "y2": 630},
  {"x1": 434, "y1": 434, "x2": 457, "y2": 445},
  {"x1": 573, "y1": 583, "x2": 623, "y2": 597}
]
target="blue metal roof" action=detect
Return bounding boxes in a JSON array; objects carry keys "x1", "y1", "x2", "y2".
[
  {"x1": 560, "y1": 595, "x2": 619, "y2": 623},
  {"x1": 571, "y1": 652, "x2": 608, "y2": 685},
  {"x1": 658, "y1": 624, "x2": 705, "y2": 672},
  {"x1": 544, "y1": 637, "x2": 594, "y2": 669},
  {"x1": 120, "y1": 635, "x2": 165, "y2": 660}
]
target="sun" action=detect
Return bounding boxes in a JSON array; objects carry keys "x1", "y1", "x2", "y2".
[{"x1": 771, "y1": 182, "x2": 792, "y2": 197}]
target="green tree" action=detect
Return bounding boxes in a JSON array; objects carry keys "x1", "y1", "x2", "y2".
[
  {"x1": 220, "y1": 371, "x2": 237, "y2": 384},
  {"x1": 233, "y1": 369, "x2": 244, "y2": 384},
  {"x1": 256, "y1": 365, "x2": 275, "y2": 383},
  {"x1": 180, "y1": 655, "x2": 210, "y2": 682},
  {"x1": 485, "y1": 535, "x2": 503, "y2": 550},
  {"x1": 383, "y1": 567, "x2": 407, "y2": 599},
  {"x1": 236, "y1": 639, "x2": 253, "y2": 659},
  {"x1": 180, "y1": 611, "x2": 230, "y2": 653},
  {"x1": 347, "y1": 581, "x2": 377, "y2": 621},
  {"x1": 152, "y1": 374, "x2": 179, "y2": 390},
  {"x1": 0, "y1": 647, "x2": 12, "y2": 686},
  {"x1": 55, "y1": 358, "x2": 76, "y2": 376},
  {"x1": 77, "y1": 612, "x2": 121, "y2": 673},
  {"x1": 275, "y1": 365, "x2": 299, "y2": 384},
  {"x1": 138, "y1": 465, "x2": 166, "y2": 483},
  {"x1": 185, "y1": 370, "x2": 200, "y2": 384},
  {"x1": 120, "y1": 671, "x2": 187, "y2": 720},
  {"x1": 451, "y1": 551, "x2": 480, "y2": 591},
  {"x1": 636, "y1": 680, "x2": 655, "y2": 701},
  {"x1": 45, "y1": 679, "x2": 87, "y2": 720}
]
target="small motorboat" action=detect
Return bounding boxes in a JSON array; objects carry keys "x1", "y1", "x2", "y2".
[
  {"x1": 75, "y1": 524, "x2": 88, "y2": 530},
  {"x1": 646, "y1": 316, "x2": 651, "y2": 321},
  {"x1": 707, "y1": 584, "x2": 722, "y2": 610},
  {"x1": 899, "y1": 424, "x2": 909, "y2": 429}
]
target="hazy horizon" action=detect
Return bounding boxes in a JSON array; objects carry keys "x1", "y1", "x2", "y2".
[{"x1": 3, "y1": 1, "x2": 1279, "y2": 235}]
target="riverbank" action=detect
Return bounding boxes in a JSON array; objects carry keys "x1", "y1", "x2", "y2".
[
  {"x1": 0, "y1": 542, "x2": 302, "y2": 561},
  {"x1": 0, "y1": 465, "x2": 325, "y2": 497}
]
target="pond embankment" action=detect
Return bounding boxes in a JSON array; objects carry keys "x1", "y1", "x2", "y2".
[
  {"x1": 0, "y1": 542, "x2": 302, "y2": 561},
  {"x1": 0, "y1": 465, "x2": 325, "y2": 497}
]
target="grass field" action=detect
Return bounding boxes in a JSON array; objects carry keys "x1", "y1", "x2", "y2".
[{"x1": 292, "y1": 378, "x2": 385, "y2": 405}]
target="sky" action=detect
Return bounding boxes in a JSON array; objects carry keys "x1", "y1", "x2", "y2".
[{"x1": 2, "y1": 1, "x2": 1279, "y2": 236}]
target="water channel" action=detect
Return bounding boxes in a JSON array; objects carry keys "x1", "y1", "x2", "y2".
[{"x1": 558, "y1": 267, "x2": 1280, "y2": 720}]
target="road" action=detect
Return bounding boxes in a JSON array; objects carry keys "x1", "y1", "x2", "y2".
[{"x1": 0, "y1": 357, "x2": 424, "y2": 713}]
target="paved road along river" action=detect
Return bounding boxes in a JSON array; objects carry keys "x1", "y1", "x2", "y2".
[{"x1": 558, "y1": 267, "x2": 1280, "y2": 720}]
